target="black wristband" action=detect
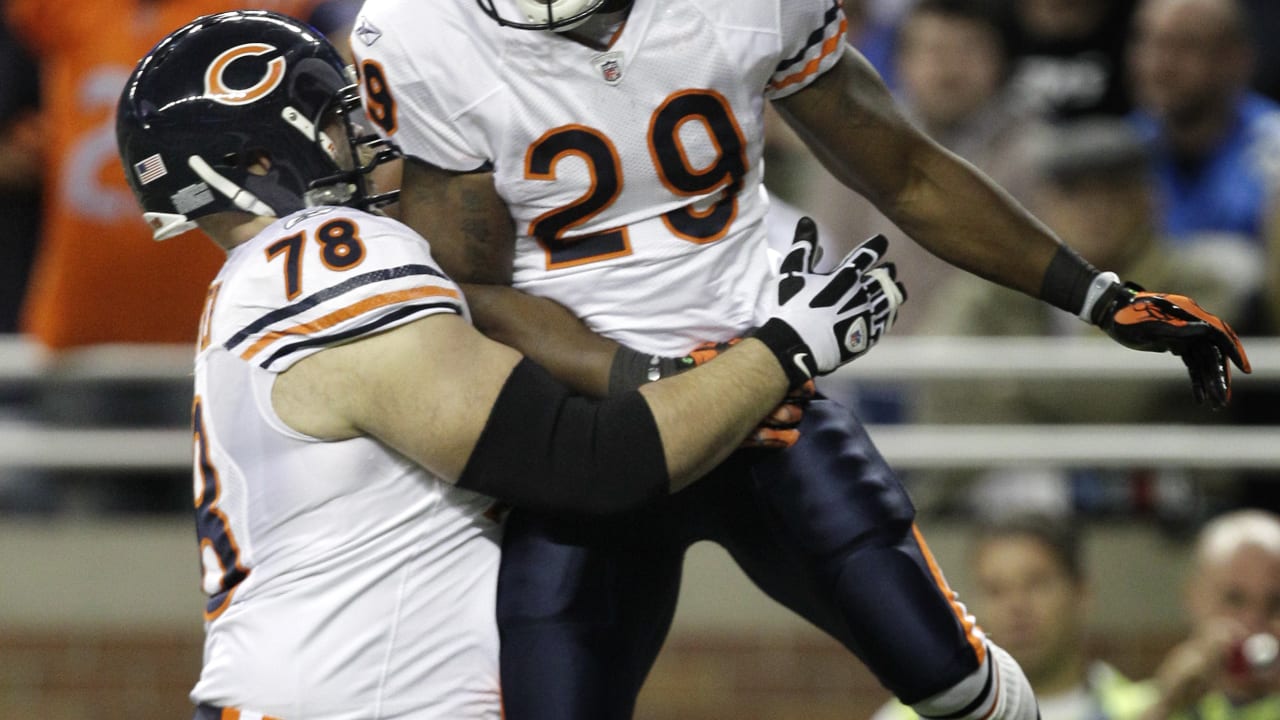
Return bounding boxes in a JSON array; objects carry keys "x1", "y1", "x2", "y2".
[
  {"x1": 608, "y1": 345, "x2": 690, "y2": 395},
  {"x1": 750, "y1": 318, "x2": 814, "y2": 390},
  {"x1": 1040, "y1": 244, "x2": 1100, "y2": 316}
]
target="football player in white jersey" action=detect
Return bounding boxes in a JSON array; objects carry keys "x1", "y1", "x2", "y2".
[
  {"x1": 116, "y1": 10, "x2": 912, "y2": 719},
  {"x1": 348, "y1": 1, "x2": 1250, "y2": 719}
]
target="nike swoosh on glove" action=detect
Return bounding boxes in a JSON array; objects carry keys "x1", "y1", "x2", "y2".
[{"x1": 753, "y1": 217, "x2": 907, "y2": 389}]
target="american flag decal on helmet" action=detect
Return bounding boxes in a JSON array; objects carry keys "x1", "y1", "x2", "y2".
[{"x1": 135, "y1": 154, "x2": 168, "y2": 185}]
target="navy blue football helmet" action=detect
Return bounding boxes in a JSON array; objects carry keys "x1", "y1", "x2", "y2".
[{"x1": 117, "y1": 10, "x2": 399, "y2": 240}]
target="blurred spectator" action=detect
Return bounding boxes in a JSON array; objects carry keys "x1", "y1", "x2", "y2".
[
  {"x1": 1128, "y1": 0, "x2": 1280, "y2": 254},
  {"x1": 1, "y1": 0, "x2": 327, "y2": 513},
  {"x1": 846, "y1": 0, "x2": 910, "y2": 90},
  {"x1": 0, "y1": 12, "x2": 41, "y2": 334},
  {"x1": 896, "y1": 0, "x2": 1030, "y2": 181},
  {"x1": 871, "y1": 513, "x2": 1146, "y2": 720},
  {"x1": 910, "y1": 118, "x2": 1257, "y2": 519},
  {"x1": 1123, "y1": 509, "x2": 1280, "y2": 720},
  {"x1": 999, "y1": 0, "x2": 1139, "y2": 120}
]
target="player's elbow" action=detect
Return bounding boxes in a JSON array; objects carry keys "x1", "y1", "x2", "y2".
[{"x1": 457, "y1": 359, "x2": 670, "y2": 516}]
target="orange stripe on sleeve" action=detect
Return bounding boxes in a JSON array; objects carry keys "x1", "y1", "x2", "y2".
[
  {"x1": 912, "y1": 523, "x2": 987, "y2": 666},
  {"x1": 768, "y1": 18, "x2": 849, "y2": 93},
  {"x1": 239, "y1": 285, "x2": 460, "y2": 362}
]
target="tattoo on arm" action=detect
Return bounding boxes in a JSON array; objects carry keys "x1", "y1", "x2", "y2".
[
  {"x1": 458, "y1": 184, "x2": 511, "y2": 283},
  {"x1": 400, "y1": 157, "x2": 515, "y2": 284}
]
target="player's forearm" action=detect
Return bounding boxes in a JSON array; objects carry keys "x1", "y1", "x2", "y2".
[
  {"x1": 461, "y1": 282, "x2": 618, "y2": 397},
  {"x1": 639, "y1": 338, "x2": 788, "y2": 490},
  {"x1": 885, "y1": 146, "x2": 1063, "y2": 299}
]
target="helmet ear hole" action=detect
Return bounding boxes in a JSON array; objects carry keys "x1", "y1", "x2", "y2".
[{"x1": 245, "y1": 149, "x2": 273, "y2": 175}]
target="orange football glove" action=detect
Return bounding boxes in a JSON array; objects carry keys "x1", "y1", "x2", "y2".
[{"x1": 1095, "y1": 283, "x2": 1251, "y2": 409}]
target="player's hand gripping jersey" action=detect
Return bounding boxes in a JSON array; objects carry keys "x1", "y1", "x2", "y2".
[
  {"x1": 351, "y1": 0, "x2": 846, "y2": 354},
  {"x1": 189, "y1": 206, "x2": 502, "y2": 719}
]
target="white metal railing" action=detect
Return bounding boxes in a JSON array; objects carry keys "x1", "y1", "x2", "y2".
[
  {"x1": 3, "y1": 336, "x2": 1277, "y2": 383},
  {"x1": 0, "y1": 336, "x2": 1277, "y2": 471}
]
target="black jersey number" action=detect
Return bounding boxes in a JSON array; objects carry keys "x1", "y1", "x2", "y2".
[
  {"x1": 193, "y1": 395, "x2": 249, "y2": 621},
  {"x1": 526, "y1": 89, "x2": 748, "y2": 269},
  {"x1": 526, "y1": 125, "x2": 631, "y2": 269},
  {"x1": 265, "y1": 219, "x2": 367, "y2": 300},
  {"x1": 359, "y1": 59, "x2": 397, "y2": 135},
  {"x1": 650, "y1": 89, "x2": 748, "y2": 244}
]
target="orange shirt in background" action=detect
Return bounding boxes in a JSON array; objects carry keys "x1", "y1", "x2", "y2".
[{"x1": 7, "y1": 0, "x2": 315, "y2": 349}]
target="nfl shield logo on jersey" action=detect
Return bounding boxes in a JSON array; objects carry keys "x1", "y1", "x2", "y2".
[{"x1": 592, "y1": 51, "x2": 624, "y2": 85}]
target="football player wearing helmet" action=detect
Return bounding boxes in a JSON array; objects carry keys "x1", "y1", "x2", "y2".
[
  {"x1": 348, "y1": 0, "x2": 1249, "y2": 719},
  {"x1": 118, "y1": 10, "x2": 906, "y2": 718}
]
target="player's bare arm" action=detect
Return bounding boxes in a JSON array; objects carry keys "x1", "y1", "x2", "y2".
[
  {"x1": 461, "y1": 282, "x2": 619, "y2": 397},
  {"x1": 772, "y1": 50, "x2": 1059, "y2": 298},
  {"x1": 775, "y1": 48, "x2": 1250, "y2": 407}
]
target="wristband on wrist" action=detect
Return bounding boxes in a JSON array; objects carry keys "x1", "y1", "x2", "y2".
[
  {"x1": 1040, "y1": 244, "x2": 1101, "y2": 317},
  {"x1": 608, "y1": 345, "x2": 691, "y2": 395},
  {"x1": 749, "y1": 319, "x2": 815, "y2": 390}
]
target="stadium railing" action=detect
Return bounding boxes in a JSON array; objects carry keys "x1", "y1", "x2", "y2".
[{"x1": 0, "y1": 335, "x2": 1277, "y2": 471}]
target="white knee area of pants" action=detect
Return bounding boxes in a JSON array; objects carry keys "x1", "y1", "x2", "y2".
[{"x1": 910, "y1": 642, "x2": 1038, "y2": 720}]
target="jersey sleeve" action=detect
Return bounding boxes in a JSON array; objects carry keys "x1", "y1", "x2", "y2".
[
  {"x1": 214, "y1": 209, "x2": 466, "y2": 373},
  {"x1": 764, "y1": 0, "x2": 847, "y2": 100},
  {"x1": 349, "y1": 3, "x2": 497, "y2": 171}
]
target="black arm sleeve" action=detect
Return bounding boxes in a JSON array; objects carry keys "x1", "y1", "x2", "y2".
[{"x1": 457, "y1": 358, "x2": 669, "y2": 515}]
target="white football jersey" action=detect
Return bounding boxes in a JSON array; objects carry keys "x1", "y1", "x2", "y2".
[
  {"x1": 188, "y1": 206, "x2": 502, "y2": 719},
  {"x1": 352, "y1": 0, "x2": 847, "y2": 354}
]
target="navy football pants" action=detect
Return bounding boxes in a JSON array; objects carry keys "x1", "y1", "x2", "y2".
[{"x1": 496, "y1": 398, "x2": 985, "y2": 719}]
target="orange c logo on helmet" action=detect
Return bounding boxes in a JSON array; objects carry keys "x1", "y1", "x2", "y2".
[{"x1": 204, "y1": 43, "x2": 286, "y2": 106}]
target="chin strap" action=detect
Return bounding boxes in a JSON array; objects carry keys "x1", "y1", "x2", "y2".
[{"x1": 188, "y1": 155, "x2": 275, "y2": 216}]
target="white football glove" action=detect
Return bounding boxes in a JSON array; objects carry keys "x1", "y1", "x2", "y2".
[{"x1": 753, "y1": 218, "x2": 906, "y2": 388}]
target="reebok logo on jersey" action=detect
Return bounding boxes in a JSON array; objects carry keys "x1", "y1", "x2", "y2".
[{"x1": 355, "y1": 17, "x2": 383, "y2": 46}]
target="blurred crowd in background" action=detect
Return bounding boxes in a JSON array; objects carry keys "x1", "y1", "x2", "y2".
[
  {"x1": 769, "y1": 0, "x2": 1280, "y2": 528},
  {"x1": 1, "y1": 0, "x2": 1279, "y2": 525}
]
